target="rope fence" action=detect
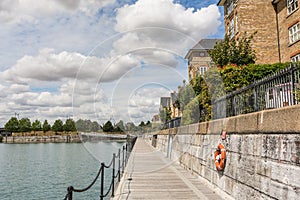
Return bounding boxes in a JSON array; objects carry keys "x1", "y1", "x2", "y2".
[{"x1": 64, "y1": 136, "x2": 137, "y2": 200}]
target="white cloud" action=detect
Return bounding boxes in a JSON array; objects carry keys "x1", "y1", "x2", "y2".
[
  {"x1": 115, "y1": 0, "x2": 220, "y2": 41},
  {"x1": 0, "y1": 0, "x2": 115, "y2": 24},
  {"x1": 0, "y1": 0, "x2": 223, "y2": 126},
  {"x1": 1, "y1": 49, "x2": 141, "y2": 84}
]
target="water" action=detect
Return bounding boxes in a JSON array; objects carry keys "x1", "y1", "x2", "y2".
[{"x1": 0, "y1": 141, "x2": 125, "y2": 200}]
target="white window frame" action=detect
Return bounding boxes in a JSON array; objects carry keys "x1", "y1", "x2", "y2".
[
  {"x1": 228, "y1": 17, "x2": 235, "y2": 39},
  {"x1": 199, "y1": 66, "x2": 207, "y2": 75},
  {"x1": 235, "y1": 13, "x2": 239, "y2": 33},
  {"x1": 287, "y1": 0, "x2": 298, "y2": 15},
  {"x1": 291, "y1": 53, "x2": 300, "y2": 62},
  {"x1": 289, "y1": 22, "x2": 300, "y2": 44}
]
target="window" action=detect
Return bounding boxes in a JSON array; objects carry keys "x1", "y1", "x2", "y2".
[
  {"x1": 289, "y1": 22, "x2": 300, "y2": 44},
  {"x1": 199, "y1": 66, "x2": 207, "y2": 75},
  {"x1": 228, "y1": 17, "x2": 235, "y2": 39},
  {"x1": 291, "y1": 53, "x2": 300, "y2": 62},
  {"x1": 235, "y1": 13, "x2": 239, "y2": 33},
  {"x1": 226, "y1": 0, "x2": 236, "y2": 16},
  {"x1": 287, "y1": 0, "x2": 298, "y2": 15}
]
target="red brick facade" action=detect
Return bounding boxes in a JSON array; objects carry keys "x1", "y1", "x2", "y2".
[{"x1": 218, "y1": 0, "x2": 300, "y2": 64}]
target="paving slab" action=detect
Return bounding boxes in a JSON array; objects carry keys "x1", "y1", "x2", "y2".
[{"x1": 112, "y1": 138, "x2": 226, "y2": 200}]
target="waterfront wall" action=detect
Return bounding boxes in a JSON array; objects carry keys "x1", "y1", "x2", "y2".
[
  {"x1": 146, "y1": 105, "x2": 300, "y2": 199},
  {"x1": 3, "y1": 135, "x2": 81, "y2": 144}
]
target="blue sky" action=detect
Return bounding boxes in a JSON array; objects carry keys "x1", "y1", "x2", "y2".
[{"x1": 0, "y1": 0, "x2": 224, "y2": 126}]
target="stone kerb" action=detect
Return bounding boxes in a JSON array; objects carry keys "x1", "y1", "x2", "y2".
[{"x1": 258, "y1": 104, "x2": 300, "y2": 133}]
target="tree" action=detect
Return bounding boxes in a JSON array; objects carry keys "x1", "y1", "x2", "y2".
[
  {"x1": 5, "y1": 117, "x2": 19, "y2": 132},
  {"x1": 42, "y1": 120, "x2": 51, "y2": 133},
  {"x1": 52, "y1": 119, "x2": 64, "y2": 134},
  {"x1": 63, "y1": 118, "x2": 76, "y2": 132},
  {"x1": 159, "y1": 107, "x2": 171, "y2": 123},
  {"x1": 114, "y1": 120, "x2": 125, "y2": 132},
  {"x1": 181, "y1": 98, "x2": 200, "y2": 125},
  {"x1": 125, "y1": 122, "x2": 137, "y2": 132},
  {"x1": 139, "y1": 121, "x2": 145, "y2": 127},
  {"x1": 19, "y1": 118, "x2": 31, "y2": 132},
  {"x1": 175, "y1": 84, "x2": 196, "y2": 112},
  {"x1": 90, "y1": 121, "x2": 100, "y2": 132},
  {"x1": 32, "y1": 119, "x2": 42, "y2": 133},
  {"x1": 209, "y1": 33, "x2": 256, "y2": 67},
  {"x1": 102, "y1": 121, "x2": 114, "y2": 132}
]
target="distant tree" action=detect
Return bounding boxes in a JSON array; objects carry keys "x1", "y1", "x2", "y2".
[
  {"x1": 63, "y1": 118, "x2": 76, "y2": 132},
  {"x1": 5, "y1": 117, "x2": 19, "y2": 132},
  {"x1": 90, "y1": 121, "x2": 100, "y2": 132},
  {"x1": 114, "y1": 120, "x2": 125, "y2": 132},
  {"x1": 181, "y1": 98, "x2": 200, "y2": 125},
  {"x1": 125, "y1": 122, "x2": 137, "y2": 132},
  {"x1": 75, "y1": 119, "x2": 86, "y2": 132},
  {"x1": 32, "y1": 119, "x2": 42, "y2": 133},
  {"x1": 139, "y1": 121, "x2": 145, "y2": 127},
  {"x1": 52, "y1": 119, "x2": 64, "y2": 134},
  {"x1": 103, "y1": 121, "x2": 114, "y2": 132},
  {"x1": 42, "y1": 120, "x2": 51, "y2": 133},
  {"x1": 175, "y1": 84, "x2": 195, "y2": 112},
  {"x1": 209, "y1": 32, "x2": 256, "y2": 67},
  {"x1": 159, "y1": 107, "x2": 171, "y2": 123},
  {"x1": 19, "y1": 118, "x2": 31, "y2": 132},
  {"x1": 146, "y1": 121, "x2": 151, "y2": 127}
]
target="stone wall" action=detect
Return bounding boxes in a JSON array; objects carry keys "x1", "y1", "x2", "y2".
[{"x1": 147, "y1": 105, "x2": 300, "y2": 199}]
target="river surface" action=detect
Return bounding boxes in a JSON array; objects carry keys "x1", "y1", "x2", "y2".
[{"x1": 0, "y1": 141, "x2": 125, "y2": 200}]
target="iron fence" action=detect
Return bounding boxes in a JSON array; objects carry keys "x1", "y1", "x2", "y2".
[
  {"x1": 213, "y1": 63, "x2": 300, "y2": 119},
  {"x1": 64, "y1": 136, "x2": 137, "y2": 200}
]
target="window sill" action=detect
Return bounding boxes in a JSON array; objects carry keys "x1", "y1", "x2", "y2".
[
  {"x1": 288, "y1": 39, "x2": 300, "y2": 47},
  {"x1": 287, "y1": 8, "x2": 299, "y2": 19}
]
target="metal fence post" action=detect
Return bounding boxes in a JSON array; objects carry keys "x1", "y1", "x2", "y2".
[
  {"x1": 67, "y1": 186, "x2": 73, "y2": 200},
  {"x1": 122, "y1": 146, "x2": 125, "y2": 173},
  {"x1": 290, "y1": 63, "x2": 296, "y2": 105},
  {"x1": 254, "y1": 80, "x2": 258, "y2": 112},
  {"x1": 118, "y1": 149, "x2": 121, "y2": 182},
  {"x1": 100, "y1": 163, "x2": 104, "y2": 200},
  {"x1": 112, "y1": 153, "x2": 116, "y2": 197}
]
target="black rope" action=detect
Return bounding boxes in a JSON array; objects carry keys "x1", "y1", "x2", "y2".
[
  {"x1": 64, "y1": 139, "x2": 137, "y2": 200},
  {"x1": 101, "y1": 180, "x2": 114, "y2": 198},
  {"x1": 104, "y1": 158, "x2": 114, "y2": 168},
  {"x1": 72, "y1": 164, "x2": 103, "y2": 193}
]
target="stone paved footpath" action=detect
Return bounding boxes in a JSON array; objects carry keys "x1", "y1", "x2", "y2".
[{"x1": 112, "y1": 138, "x2": 227, "y2": 200}]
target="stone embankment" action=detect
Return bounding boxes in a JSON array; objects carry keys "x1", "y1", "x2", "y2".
[
  {"x1": 3, "y1": 135, "x2": 81, "y2": 144},
  {"x1": 146, "y1": 104, "x2": 300, "y2": 200}
]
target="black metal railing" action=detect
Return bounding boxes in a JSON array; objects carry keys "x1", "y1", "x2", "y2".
[
  {"x1": 213, "y1": 63, "x2": 300, "y2": 119},
  {"x1": 64, "y1": 136, "x2": 137, "y2": 200},
  {"x1": 162, "y1": 117, "x2": 181, "y2": 129}
]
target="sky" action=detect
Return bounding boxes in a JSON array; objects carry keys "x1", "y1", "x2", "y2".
[{"x1": 0, "y1": 0, "x2": 224, "y2": 126}]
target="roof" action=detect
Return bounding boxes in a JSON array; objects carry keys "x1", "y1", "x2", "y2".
[
  {"x1": 170, "y1": 92, "x2": 177, "y2": 103},
  {"x1": 185, "y1": 39, "x2": 222, "y2": 59},
  {"x1": 191, "y1": 39, "x2": 222, "y2": 50},
  {"x1": 217, "y1": 0, "x2": 226, "y2": 6},
  {"x1": 160, "y1": 97, "x2": 171, "y2": 108}
]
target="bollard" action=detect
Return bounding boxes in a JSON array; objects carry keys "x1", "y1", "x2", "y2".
[
  {"x1": 112, "y1": 153, "x2": 115, "y2": 197},
  {"x1": 118, "y1": 149, "x2": 121, "y2": 182},
  {"x1": 100, "y1": 163, "x2": 104, "y2": 200}
]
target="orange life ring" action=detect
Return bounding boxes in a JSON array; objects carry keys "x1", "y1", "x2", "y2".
[{"x1": 214, "y1": 143, "x2": 226, "y2": 171}]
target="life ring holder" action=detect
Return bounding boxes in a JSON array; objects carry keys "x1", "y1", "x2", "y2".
[{"x1": 214, "y1": 143, "x2": 226, "y2": 171}]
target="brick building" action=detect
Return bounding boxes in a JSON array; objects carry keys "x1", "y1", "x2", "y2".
[
  {"x1": 218, "y1": 0, "x2": 300, "y2": 64},
  {"x1": 185, "y1": 39, "x2": 221, "y2": 82}
]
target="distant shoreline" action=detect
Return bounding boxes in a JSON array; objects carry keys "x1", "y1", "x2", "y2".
[{"x1": 1, "y1": 132, "x2": 129, "y2": 144}]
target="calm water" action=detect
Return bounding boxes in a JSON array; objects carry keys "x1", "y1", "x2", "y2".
[{"x1": 0, "y1": 141, "x2": 125, "y2": 200}]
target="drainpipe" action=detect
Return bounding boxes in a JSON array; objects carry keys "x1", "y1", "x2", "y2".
[{"x1": 272, "y1": 0, "x2": 281, "y2": 63}]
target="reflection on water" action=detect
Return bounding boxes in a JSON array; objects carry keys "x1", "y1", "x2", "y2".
[{"x1": 0, "y1": 141, "x2": 125, "y2": 200}]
